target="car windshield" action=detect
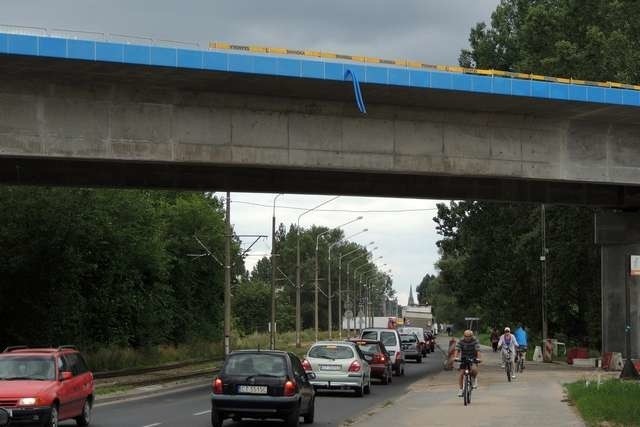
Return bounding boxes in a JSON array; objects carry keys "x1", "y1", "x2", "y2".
[
  {"x1": 361, "y1": 331, "x2": 378, "y2": 340},
  {"x1": 401, "y1": 335, "x2": 417, "y2": 343},
  {"x1": 380, "y1": 331, "x2": 398, "y2": 347},
  {"x1": 224, "y1": 354, "x2": 287, "y2": 377},
  {"x1": 354, "y1": 342, "x2": 380, "y2": 354},
  {"x1": 0, "y1": 356, "x2": 55, "y2": 380},
  {"x1": 309, "y1": 345, "x2": 354, "y2": 360}
]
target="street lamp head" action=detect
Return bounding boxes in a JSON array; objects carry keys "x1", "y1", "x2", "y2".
[
  {"x1": 362, "y1": 228, "x2": 368, "y2": 232},
  {"x1": 357, "y1": 216, "x2": 364, "y2": 220}
]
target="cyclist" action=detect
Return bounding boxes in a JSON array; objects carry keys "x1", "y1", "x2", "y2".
[
  {"x1": 513, "y1": 324, "x2": 528, "y2": 369},
  {"x1": 498, "y1": 327, "x2": 519, "y2": 379},
  {"x1": 455, "y1": 329, "x2": 481, "y2": 397}
]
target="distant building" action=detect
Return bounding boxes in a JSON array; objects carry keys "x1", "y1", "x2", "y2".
[{"x1": 407, "y1": 285, "x2": 415, "y2": 307}]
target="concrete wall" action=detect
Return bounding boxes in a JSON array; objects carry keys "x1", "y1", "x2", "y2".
[{"x1": 1, "y1": 73, "x2": 640, "y2": 188}]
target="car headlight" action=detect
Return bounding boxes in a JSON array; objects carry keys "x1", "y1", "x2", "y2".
[{"x1": 18, "y1": 397, "x2": 37, "y2": 406}]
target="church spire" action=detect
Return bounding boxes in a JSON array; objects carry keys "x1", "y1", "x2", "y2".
[{"x1": 408, "y1": 285, "x2": 415, "y2": 306}]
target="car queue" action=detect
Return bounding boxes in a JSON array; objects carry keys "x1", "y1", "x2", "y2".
[
  {"x1": 0, "y1": 328, "x2": 437, "y2": 427},
  {"x1": 210, "y1": 326, "x2": 438, "y2": 426}
]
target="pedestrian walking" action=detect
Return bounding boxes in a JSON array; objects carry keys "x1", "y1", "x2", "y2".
[{"x1": 490, "y1": 328, "x2": 500, "y2": 352}]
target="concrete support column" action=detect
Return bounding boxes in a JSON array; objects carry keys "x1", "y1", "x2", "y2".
[{"x1": 596, "y1": 212, "x2": 640, "y2": 358}]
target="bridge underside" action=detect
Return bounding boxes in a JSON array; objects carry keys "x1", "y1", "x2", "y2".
[{"x1": 1, "y1": 156, "x2": 639, "y2": 207}]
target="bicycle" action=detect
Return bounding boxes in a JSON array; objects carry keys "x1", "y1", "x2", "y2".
[
  {"x1": 515, "y1": 347, "x2": 526, "y2": 373},
  {"x1": 456, "y1": 357, "x2": 480, "y2": 406},
  {"x1": 502, "y1": 348, "x2": 513, "y2": 382}
]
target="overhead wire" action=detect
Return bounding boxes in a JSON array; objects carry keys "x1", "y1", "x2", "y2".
[{"x1": 231, "y1": 200, "x2": 437, "y2": 213}]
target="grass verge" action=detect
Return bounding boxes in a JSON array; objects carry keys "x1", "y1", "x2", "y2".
[
  {"x1": 566, "y1": 379, "x2": 640, "y2": 426},
  {"x1": 86, "y1": 329, "x2": 336, "y2": 372}
]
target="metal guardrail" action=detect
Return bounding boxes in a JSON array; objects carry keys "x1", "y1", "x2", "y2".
[{"x1": 0, "y1": 23, "x2": 201, "y2": 48}]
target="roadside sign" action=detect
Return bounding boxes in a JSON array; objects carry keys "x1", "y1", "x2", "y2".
[
  {"x1": 344, "y1": 310, "x2": 353, "y2": 319},
  {"x1": 631, "y1": 255, "x2": 640, "y2": 276}
]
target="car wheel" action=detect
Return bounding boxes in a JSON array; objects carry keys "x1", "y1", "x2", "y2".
[
  {"x1": 303, "y1": 397, "x2": 315, "y2": 424},
  {"x1": 354, "y1": 382, "x2": 364, "y2": 397},
  {"x1": 417, "y1": 355, "x2": 423, "y2": 364},
  {"x1": 232, "y1": 415, "x2": 242, "y2": 422},
  {"x1": 43, "y1": 404, "x2": 59, "y2": 427},
  {"x1": 401, "y1": 364, "x2": 405, "y2": 376},
  {"x1": 364, "y1": 376, "x2": 371, "y2": 395},
  {"x1": 75, "y1": 399, "x2": 92, "y2": 426},
  {"x1": 393, "y1": 364, "x2": 400, "y2": 376},
  {"x1": 286, "y1": 404, "x2": 300, "y2": 427},
  {"x1": 210, "y1": 408, "x2": 223, "y2": 427},
  {"x1": 381, "y1": 370, "x2": 389, "y2": 385}
]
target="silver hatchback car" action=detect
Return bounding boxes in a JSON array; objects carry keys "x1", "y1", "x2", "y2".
[{"x1": 303, "y1": 341, "x2": 371, "y2": 397}]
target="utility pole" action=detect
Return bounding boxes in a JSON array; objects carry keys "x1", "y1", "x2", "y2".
[
  {"x1": 315, "y1": 242, "x2": 320, "y2": 341},
  {"x1": 541, "y1": 204, "x2": 548, "y2": 347},
  {"x1": 271, "y1": 194, "x2": 283, "y2": 350},
  {"x1": 224, "y1": 192, "x2": 231, "y2": 358}
]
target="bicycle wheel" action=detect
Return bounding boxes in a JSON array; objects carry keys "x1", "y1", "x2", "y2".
[
  {"x1": 463, "y1": 376, "x2": 469, "y2": 406},
  {"x1": 466, "y1": 376, "x2": 472, "y2": 404},
  {"x1": 506, "y1": 363, "x2": 511, "y2": 382}
]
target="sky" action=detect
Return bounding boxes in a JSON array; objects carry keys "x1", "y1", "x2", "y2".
[{"x1": 2, "y1": 0, "x2": 501, "y2": 307}]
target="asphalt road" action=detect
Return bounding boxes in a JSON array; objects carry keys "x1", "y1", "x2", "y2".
[{"x1": 64, "y1": 351, "x2": 443, "y2": 427}]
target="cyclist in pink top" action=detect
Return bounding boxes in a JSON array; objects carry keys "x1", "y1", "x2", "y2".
[{"x1": 498, "y1": 327, "x2": 519, "y2": 379}]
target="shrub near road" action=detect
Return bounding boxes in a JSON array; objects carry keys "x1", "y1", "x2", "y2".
[{"x1": 566, "y1": 379, "x2": 640, "y2": 426}]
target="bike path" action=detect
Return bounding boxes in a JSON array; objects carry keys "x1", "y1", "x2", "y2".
[{"x1": 346, "y1": 336, "x2": 587, "y2": 427}]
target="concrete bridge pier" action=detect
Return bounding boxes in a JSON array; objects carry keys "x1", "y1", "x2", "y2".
[{"x1": 596, "y1": 212, "x2": 640, "y2": 358}]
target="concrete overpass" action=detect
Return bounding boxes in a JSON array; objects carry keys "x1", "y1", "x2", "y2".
[
  {"x1": 0, "y1": 31, "x2": 639, "y2": 357},
  {"x1": 1, "y1": 32, "x2": 640, "y2": 206}
]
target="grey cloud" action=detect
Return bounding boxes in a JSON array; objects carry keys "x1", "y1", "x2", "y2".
[{"x1": 3, "y1": 0, "x2": 499, "y2": 64}]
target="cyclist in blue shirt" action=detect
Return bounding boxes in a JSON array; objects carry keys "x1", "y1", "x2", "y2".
[
  {"x1": 514, "y1": 325, "x2": 528, "y2": 349},
  {"x1": 514, "y1": 324, "x2": 528, "y2": 370}
]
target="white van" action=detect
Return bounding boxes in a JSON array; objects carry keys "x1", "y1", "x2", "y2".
[{"x1": 360, "y1": 328, "x2": 405, "y2": 376}]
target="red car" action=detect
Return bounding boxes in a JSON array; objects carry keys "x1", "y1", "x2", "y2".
[
  {"x1": 349, "y1": 339, "x2": 393, "y2": 385},
  {"x1": 0, "y1": 345, "x2": 94, "y2": 427}
]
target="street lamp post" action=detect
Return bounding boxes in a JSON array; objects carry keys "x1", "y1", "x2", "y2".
[
  {"x1": 353, "y1": 262, "x2": 376, "y2": 330},
  {"x1": 346, "y1": 247, "x2": 376, "y2": 332},
  {"x1": 339, "y1": 241, "x2": 374, "y2": 338},
  {"x1": 296, "y1": 196, "x2": 339, "y2": 347},
  {"x1": 328, "y1": 229, "x2": 367, "y2": 339},
  {"x1": 314, "y1": 216, "x2": 362, "y2": 341}
]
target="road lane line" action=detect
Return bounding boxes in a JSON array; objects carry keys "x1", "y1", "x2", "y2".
[
  {"x1": 142, "y1": 423, "x2": 162, "y2": 427},
  {"x1": 194, "y1": 410, "x2": 212, "y2": 416}
]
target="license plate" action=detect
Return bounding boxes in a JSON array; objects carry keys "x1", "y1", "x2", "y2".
[
  {"x1": 238, "y1": 385, "x2": 268, "y2": 394},
  {"x1": 319, "y1": 364, "x2": 341, "y2": 371}
]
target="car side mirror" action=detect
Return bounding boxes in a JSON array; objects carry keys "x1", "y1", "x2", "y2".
[
  {"x1": 306, "y1": 372, "x2": 316, "y2": 380},
  {"x1": 60, "y1": 371, "x2": 73, "y2": 381}
]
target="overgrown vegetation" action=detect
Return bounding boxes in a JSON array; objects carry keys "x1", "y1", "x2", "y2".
[
  {"x1": 566, "y1": 379, "x2": 640, "y2": 426},
  {"x1": 0, "y1": 185, "x2": 389, "y2": 366}
]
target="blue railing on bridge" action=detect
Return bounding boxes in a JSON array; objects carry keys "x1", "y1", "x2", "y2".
[{"x1": 1, "y1": 31, "x2": 639, "y2": 108}]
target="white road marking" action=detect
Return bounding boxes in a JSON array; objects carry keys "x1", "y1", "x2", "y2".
[
  {"x1": 194, "y1": 410, "x2": 212, "y2": 416},
  {"x1": 142, "y1": 423, "x2": 162, "y2": 427}
]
